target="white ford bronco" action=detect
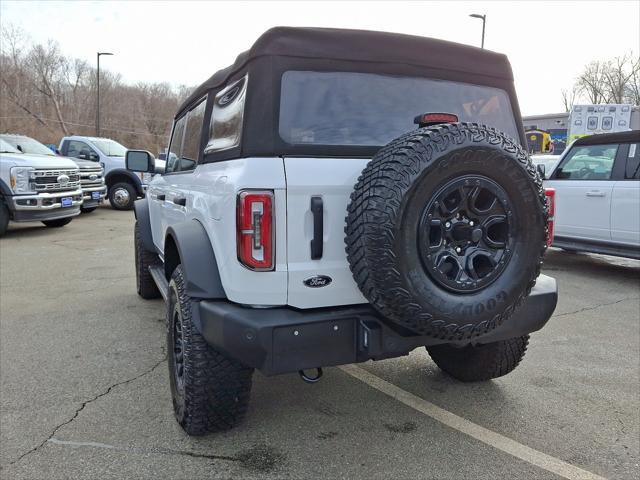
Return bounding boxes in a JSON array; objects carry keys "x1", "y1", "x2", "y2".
[
  {"x1": 127, "y1": 27, "x2": 558, "y2": 435},
  {"x1": 0, "y1": 138, "x2": 82, "y2": 236}
]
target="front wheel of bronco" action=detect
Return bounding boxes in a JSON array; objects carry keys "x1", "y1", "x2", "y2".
[
  {"x1": 135, "y1": 221, "x2": 161, "y2": 299},
  {"x1": 167, "y1": 265, "x2": 254, "y2": 435},
  {"x1": 426, "y1": 335, "x2": 529, "y2": 382}
]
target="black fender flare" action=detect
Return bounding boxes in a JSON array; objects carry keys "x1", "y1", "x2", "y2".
[
  {"x1": 133, "y1": 199, "x2": 156, "y2": 253},
  {"x1": 165, "y1": 220, "x2": 226, "y2": 299},
  {"x1": 105, "y1": 169, "x2": 144, "y2": 197}
]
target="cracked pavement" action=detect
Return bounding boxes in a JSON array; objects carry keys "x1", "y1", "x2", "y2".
[{"x1": 1, "y1": 206, "x2": 639, "y2": 479}]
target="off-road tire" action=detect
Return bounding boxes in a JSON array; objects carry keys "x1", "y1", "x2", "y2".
[
  {"x1": 427, "y1": 335, "x2": 529, "y2": 382},
  {"x1": 134, "y1": 221, "x2": 161, "y2": 299},
  {"x1": 81, "y1": 206, "x2": 97, "y2": 213},
  {"x1": 42, "y1": 218, "x2": 73, "y2": 228},
  {"x1": 0, "y1": 198, "x2": 9, "y2": 237},
  {"x1": 109, "y1": 182, "x2": 136, "y2": 210},
  {"x1": 167, "y1": 265, "x2": 253, "y2": 435},
  {"x1": 345, "y1": 123, "x2": 548, "y2": 340}
]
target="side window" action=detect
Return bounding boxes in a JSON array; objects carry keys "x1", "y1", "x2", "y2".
[
  {"x1": 166, "y1": 116, "x2": 186, "y2": 174},
  {"x1": 67, "y1": 140, "x2": 97, "y2": 160},
  {"x1": 205, "y1": 75, "x2": 247, "y2": 153},
  {"x1": 554, "y1": 144, "x2": 618, "y2": 180},
  {"x1": 166, "y1": 99, "x2": 206, "y2": 174},
  {"x1": 180, "y1": 99, "x2": 207, "y2": 171},
  {"x1": 625, "y1": 143, "x2": 640, "y2": 180}
]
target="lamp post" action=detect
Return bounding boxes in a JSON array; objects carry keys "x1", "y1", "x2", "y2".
[
  {"x1": 96, "y1": 52, "x2": 113, "y2": 137},
  {"x1": 469, "y1": 14, "x2": 486, "y2": 49}
]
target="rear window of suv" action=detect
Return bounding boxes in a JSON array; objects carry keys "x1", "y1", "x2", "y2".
[{"x1": 279, "y1": 71, "x2": 519, "y2": 147}]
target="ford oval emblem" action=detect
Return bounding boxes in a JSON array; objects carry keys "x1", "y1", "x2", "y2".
[
  {"x1": 303, "y1": 275, "x2": 332, "y2": 288},
  {"x1": 57, "y1": 174, "x2": 70, "y2": 184}
]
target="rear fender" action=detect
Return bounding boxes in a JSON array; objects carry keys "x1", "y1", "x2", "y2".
[{"x1": 165, "y1": 220, "x2": 226, "y2": 299}]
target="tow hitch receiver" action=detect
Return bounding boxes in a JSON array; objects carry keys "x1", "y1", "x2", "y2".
[{"x1": 299, "y1": 368, "x2": 323, "y2": 383}]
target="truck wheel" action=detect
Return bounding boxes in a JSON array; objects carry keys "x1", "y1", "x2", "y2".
[
  {"x1": 135, "y1": 221, "x2": 161, "y2": 299},
  {"x1": 0, "y1": 200, "x2": 9, "y2": 237},
  {"x1": 109, "y1": 182, "x2": 136, "y2": 210},
  {"x1": 167, "y1": 265, "x2": 253, "y2": 435},
  {"x1": 345, "y1": 123, "x2": 548, "y2": 340},
  {"x1": 81, "y1": 207, "x2": 97, "y2": 213},
  {"x1": 426, "y1": 335, "x2": 529, "y2": 382},
  {"x1": 42, "y1": 218, "x2": 72, "y2": 228}
]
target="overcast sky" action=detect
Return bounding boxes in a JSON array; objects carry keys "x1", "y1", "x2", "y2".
[{"x1": 1, "y1": 0, "x2": 638, "y2": 116}]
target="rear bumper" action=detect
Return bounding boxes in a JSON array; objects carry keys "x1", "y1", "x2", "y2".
[{"x1": 194, "y1": 274, "x2": 558, "y2": 376}]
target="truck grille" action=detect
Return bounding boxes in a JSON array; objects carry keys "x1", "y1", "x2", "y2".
[
  {"x1": 79, "y1": 166, "x2": 104, "y2": 188},
  {"x1": 33, "y1": 169, "x2": 80, "y2": 192}
]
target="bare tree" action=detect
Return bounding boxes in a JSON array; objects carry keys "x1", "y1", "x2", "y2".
[
  {"x1": 561, "y1": 85, "x2": 580, "y2": 112},
  {"x1": 624, "y1": 55, "x2": 640, "y2": 105},
  {"x1": 602, "y1": 53, "x2": 637, "y2": 104},
  {"x1": 0, "y1": 22, "x2": 193, "y2": 150},
  {"x1": 576, "y1": 61, "x2": 609, "y2": 104}
]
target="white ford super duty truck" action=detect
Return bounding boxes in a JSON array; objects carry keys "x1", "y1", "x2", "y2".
[
  {"x1": 0, "y1": 138, "x2": 82, "y2": 236},
  {"x1": 126, "y1": 27, "x2": 558, "y2": 435}
]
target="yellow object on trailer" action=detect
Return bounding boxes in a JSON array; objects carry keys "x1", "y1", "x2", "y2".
[{"x1": 525, "y1": 129, "x2": 552, "y2": 154}]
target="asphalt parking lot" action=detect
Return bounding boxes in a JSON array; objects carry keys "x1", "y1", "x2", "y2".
[{"x1": 1, "y1": 206, "x2": 638, "y2": 480}]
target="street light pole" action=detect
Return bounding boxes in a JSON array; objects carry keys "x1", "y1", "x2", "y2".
[
  {"x1": 96, "y1": 52, "x2": 113, "y2": 137},
  {"x1": 469, "y1": 14, "x2": 486, "y2": 49}
]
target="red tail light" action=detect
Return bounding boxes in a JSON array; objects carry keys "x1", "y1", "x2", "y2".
[
  {"x1": 544, "y1": 188, "x2": 555, "y2": 247},
  {"x1": 237, "y1": 190, "x2": 274, "y2": 271}
]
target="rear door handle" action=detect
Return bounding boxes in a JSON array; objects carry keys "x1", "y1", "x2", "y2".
[
  {"x1": 173, "y1": 197, "x2": 186, "y2": 206},
  {"x1": 156, "y1": 194, "x2": 165, "y2": 201},
  {"x1": 586, "y1": 190, "x2": 606, "y2": 197},
  {"x1": 310, "y1": 196, "x2": 323, "y2": 260}
]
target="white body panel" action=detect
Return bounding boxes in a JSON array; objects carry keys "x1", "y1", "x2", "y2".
[
  {"x1": 545, "y1": 179, "x2": 614, "y2": 241},
  {"x1": 611, "y1": 180, "x2": 640, "y2": 245},
  {"x1": 284, "y1": 158, "x2": 368, "y2": 308},
  {"x1": 148, "y1": 157, "x2": 288, "y2": 306}
]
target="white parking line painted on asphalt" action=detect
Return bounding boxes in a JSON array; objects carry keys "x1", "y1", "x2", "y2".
[{"x1": 340, "y1": 364, "x2": 607, "y2": 480}]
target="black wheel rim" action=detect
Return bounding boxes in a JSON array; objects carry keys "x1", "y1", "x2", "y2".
[
  {"x1": 172, "y1": 304, "x2": 185, "y2": 393},
  {"x1": 418, "y1": 175, "x2": 514, "y2": 293}
]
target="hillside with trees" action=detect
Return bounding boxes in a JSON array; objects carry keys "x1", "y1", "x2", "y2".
[{"x1": 0, "y1": 25, "x2": 192, "y2": 153}]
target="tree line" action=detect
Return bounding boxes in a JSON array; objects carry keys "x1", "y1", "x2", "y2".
[
  {"x1": 0, "y1": 25, "x2": 192, "y2": 154},
  {"x1": 562, "y1": 53, "x2": 640, "y2": 112}
]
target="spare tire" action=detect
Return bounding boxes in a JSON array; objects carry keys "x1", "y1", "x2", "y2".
[{"x1": 345, "y1": 123, "x2": 548, "y2": 340}]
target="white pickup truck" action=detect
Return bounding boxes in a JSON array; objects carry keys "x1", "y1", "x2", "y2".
[
  {"x1": 545, "y1": 130, "x2": 640, "y2": 259},
  {"x1": 0, "y1": 139, "x2": 82, "y2": 236},
  {"x1": 58, "y1": 136, "x2": 152, "y2": 210}
]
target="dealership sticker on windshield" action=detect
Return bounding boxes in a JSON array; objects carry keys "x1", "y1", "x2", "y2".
[{"x1": 61, "y1": 197, "x2": 73, "y2": 207}]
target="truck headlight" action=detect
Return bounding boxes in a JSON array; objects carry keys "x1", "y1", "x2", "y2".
[{"x1": 10, "y1": 167, "x2": 36, "y2": 194}]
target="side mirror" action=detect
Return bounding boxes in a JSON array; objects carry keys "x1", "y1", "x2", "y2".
[
  {"x1": 126, "y1": 150, "x2": 155, "y2": 173},
  {"x1": 536, "y1": 163, "x2": 546, "y2": 178},
  {"x1": 89, "y1": 152, "x2": 99, "y2": 161},
  {"x1": 78, "y1": 151, "x2": 89, "y2": 160}
]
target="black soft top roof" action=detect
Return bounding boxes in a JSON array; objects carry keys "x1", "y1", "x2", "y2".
[
  {"x1": 573, "y1": 130, "x2": 640, "y2": 146},
  {"x1": 177, "y1": 27, "x2": 514, "y2": 117}
]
